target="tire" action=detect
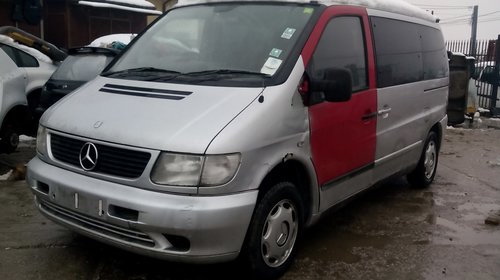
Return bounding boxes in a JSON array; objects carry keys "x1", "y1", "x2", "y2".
[
  {"x1": 408, "y1": 131, "x2": 439, "y2": 188},
  {"x1": 243, "y1": 182, "x2": 303, "y2": 280},
  {"x1": 0, "y1": 127, "x2": 19, "y2": 154}
]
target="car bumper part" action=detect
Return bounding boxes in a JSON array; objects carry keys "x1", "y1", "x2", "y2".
[{"x1": 26, "y1": 157, "x2": 258, "y2": 263}]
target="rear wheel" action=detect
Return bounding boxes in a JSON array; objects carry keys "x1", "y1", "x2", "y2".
[
  {"x1": 243, "y1": 182, "x2": 303, "y2": 279},
  {"x1": 0, "y1": 127, "x2": 19, "y2": 154},
  {"x1": 408, "y1": 131, "x2": 439, "y2": 188}
]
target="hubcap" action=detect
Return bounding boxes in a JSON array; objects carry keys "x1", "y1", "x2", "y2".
[
  {"x1": 424, "y1": 140, "x2": 436, "y2": 179},
  {"x1": 261, "y1": 199, "x2": 298, "y2": 267},
  {"x1": 9, "y1": 133, "x2": 19, "y2": 147}
]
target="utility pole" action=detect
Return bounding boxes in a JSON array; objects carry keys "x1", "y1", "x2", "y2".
[
  {"x1": 470, "y1": 5, "x2": 478, "y2": 57},
  {"x1": 491, "y1": 34, "x2": 500, "y2": 115}
]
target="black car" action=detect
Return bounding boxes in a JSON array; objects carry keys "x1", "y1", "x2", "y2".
[{"x1": 36, "y1": 47, "x2": 119, "y2": 117}]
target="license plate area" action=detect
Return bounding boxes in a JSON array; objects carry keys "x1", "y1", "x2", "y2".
[{"x1": 50, "y1": 185, "x2": 106, "y2": 218}]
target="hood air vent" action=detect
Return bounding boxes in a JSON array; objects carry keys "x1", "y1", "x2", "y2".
[{"x1": 100, "y1": 84, "x2": 192, "y2": 100}]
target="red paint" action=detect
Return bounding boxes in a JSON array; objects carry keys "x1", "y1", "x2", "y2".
[{"x1": 305, "y1": 6, "x2": 378, "y2": 186}]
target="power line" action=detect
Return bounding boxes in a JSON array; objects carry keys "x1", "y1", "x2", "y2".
[
  {"x1": 412, "y1": 4, "x2": 472, "y2": 9},
  {"x1": 440, "y1": 10, "x2": 500, "y2": 24},
  {"x1": 417, "y1": 6, "x2": 472, "y2": 10},
  {"x1": 441, "y1": 10, "x2": 500, "y2": 23},
  {"x1": 441, "y1": 17, "x2": 500, "y2": 25},
  {"x1": 479, "y1": 17, "x2": 500, "y2": 23},
  {"x1": 440, "y1": 14, "x2": 473, "y2": 21},
  {"x1": 479, "y1": 10, "x2": 500, "y2": 17},
  {"x1": 438, "y1": 11, "x2": 475, "y2": 15}
]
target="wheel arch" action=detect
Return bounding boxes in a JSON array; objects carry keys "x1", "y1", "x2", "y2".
[
  {"x1": 26, "y1": 87, "x2": 42, "y2": 113},
  {"x1": 257, "y1": 159, "x2": 316, "y2": 226},
  {"x1": 430, "y1": 122, "x2": 443, "y2": 150},
  {"x1": 1, "y1": 104, "x2": 30, "y2": 131}
]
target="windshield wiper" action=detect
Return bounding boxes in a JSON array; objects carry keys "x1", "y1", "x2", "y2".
[
  {"x1": 101, "y1": 68, "x2": 270, "y2": 83},
  {"x1": 182, "y1": 69, "x2": 271, "y2": 77},
  {"x1": 102, "y1": 67, "x2": 181, "y2": 77}
]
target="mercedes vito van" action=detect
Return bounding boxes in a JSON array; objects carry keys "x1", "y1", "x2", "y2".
[{"x1": 27, "y1": 0, "x2": 449, "y2": 278}]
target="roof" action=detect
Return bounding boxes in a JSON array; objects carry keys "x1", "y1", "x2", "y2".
[
  {"x1": 0, "y1": 34, "x2": 53, "y2": 64},
  {"x1": 0, "y1": 26, "x2": 67, "y2": 62},
  {"x1": 89, "y1": 33, "x2": 136, "y2": 47},
  {"x1": 321, "y1": 0, "x2": 435, "y2": 22},
  {"x1": 175, "y1": 0, "x2": 436, "y2": 22},
  {"x1": 77, "y1": 0, "x2": 162, "y2": 15}
]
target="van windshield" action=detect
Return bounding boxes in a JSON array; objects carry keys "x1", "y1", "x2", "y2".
[{"x1": 104, "y1": 3, "x2": 316, "y2": 86}]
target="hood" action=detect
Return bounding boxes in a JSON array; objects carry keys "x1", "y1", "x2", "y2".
[
  {"x1": 45, "y1": 79, "x2": 86, "y2": 95},
  {"x1": 42, "y1": 76, "x2": 263, "y2": 154}
]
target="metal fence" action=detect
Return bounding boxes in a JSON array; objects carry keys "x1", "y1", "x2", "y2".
[{"x1": 446, "y1": 37, "x2": 499, "y2": 115}]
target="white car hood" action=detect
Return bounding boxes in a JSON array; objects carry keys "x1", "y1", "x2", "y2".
[{"x1": 42, "y1": 76, "x2": 263, "y2": 154}]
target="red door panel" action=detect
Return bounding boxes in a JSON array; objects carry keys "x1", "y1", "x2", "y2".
[
  {"x1": 303, "y1": 6, "x2": 377, "y2": 186},
  {"x1": 309, "y1": 90, "x2": 377, "y2": 185}
]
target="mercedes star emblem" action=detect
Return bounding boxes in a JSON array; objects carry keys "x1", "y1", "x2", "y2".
[{"x1": 79, "y1": 142, "x2": 98, "y2": 171}]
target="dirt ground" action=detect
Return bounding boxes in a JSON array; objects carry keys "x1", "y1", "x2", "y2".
[{"x1": 0, "y1": 126, "x2": 499, "y2": 279}]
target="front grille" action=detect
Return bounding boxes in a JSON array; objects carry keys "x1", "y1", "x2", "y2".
[
  {"x1": 50, "y1": 134, "x2": 151, "y2": 178},
  {"x1": 40, "y1": 199, "x2": 155, "y2": 247}
]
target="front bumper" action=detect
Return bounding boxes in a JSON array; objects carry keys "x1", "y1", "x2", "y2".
[{"x1": 26, "y1": 157, "x2": 258, "y2": 263}]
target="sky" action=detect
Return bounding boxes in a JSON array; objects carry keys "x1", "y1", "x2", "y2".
[{"x1": 405, "y1": 0, "x2": 500, "y2": 41}]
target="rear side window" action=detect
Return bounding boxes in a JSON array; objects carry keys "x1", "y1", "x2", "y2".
[
  {"x1": 17, "y1": 50, "x2": 39, "y2": 67},
  {"x1": 0, "y1": 44, "x2": 18, "y2": 64},
  {"x1": 309, "y1": 16, "x2": 368, "y2": 92},
  {"x1": 0, "y1": 44, "x2": 39, "y2": 67},
  {"x1": 420, "y1": 27, "x2": 448, "y2": 80},
  {"x1": 371, "y1": 17, "x2": 447, "y2": 88}
]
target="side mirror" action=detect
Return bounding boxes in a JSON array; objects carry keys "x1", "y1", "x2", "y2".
[{"x1": 311, "y1": 68, "x2": 352, "y2": 102}]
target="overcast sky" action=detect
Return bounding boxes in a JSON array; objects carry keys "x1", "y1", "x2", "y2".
[{"x1": 405, "y1": 0, "x2": 500, "y2": 41}]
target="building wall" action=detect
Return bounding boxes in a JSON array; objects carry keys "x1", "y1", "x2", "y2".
[
  {"x1": 1, "y1": 0, "x2": 149, "y2": 48},
  {"x1": 147, "y1": 0, "x2": 178, "y2": 24},
  {"x1": 0, "y1": 0, "x2": 43, "y2": 37}
]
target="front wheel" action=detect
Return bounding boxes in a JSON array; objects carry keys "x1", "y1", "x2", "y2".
[
  {"x1": 408, "y1": 131, "x2": 439, "y2": 188},
  {"x1": 243, "y1": 182, "x2": 303, "y2": 279}
]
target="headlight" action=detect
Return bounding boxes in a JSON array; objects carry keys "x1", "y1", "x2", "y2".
[
  {"x1": 151, "y1": 153, "x2": 241, "y2": 187},
  {"x1": 36, "y1": 125, "x2": 48, "y2": 156},
  {"x1": 151, "y1": 153, "x2": 203, "y2": 186},
  {"x1": 201, "y1": 154, "x2": 240, "y2": 186}
]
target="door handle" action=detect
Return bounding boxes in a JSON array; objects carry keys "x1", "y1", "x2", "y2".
[
  {"x1": 361, "y1": 111, "x2": 377, "y2": 121},
  {"x1": 378, "y1": 107, "x2": 391, "y2": 118}
]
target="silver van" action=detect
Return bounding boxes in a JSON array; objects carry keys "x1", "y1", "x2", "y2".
[{"x1": 27, "y1": 0, "x2": 448, "y2": 278}]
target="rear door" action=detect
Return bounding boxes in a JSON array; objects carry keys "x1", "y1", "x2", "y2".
[
  {"x1": 302, "y1": 6, "x2": 377, "y2": 204},
  {"x1": 369, "y1": 16, "x2": 448, "y2": 181},
  {"x1": 0, "y1": 44, "x2": 28, "y2": 100}
]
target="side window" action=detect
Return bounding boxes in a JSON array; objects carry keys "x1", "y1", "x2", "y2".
[
  {"x1": 309, "y1": 16, "x2": 368, "y2": 93},
  {"x1": 420, "y1": 26, "x2": 448, "y2": 80},
  {"x1": 371, "y1": 17, "x2": 423, "y2": 87},
  {"x1": 0, "y1": 44, "x2": 18, "y2": 64},
  {"x1": 17, "y1": 50, "x2": 39, "y2": 67},
  {"x1": 0, "y1": 44, "x2": 39, "y2": 67}
]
